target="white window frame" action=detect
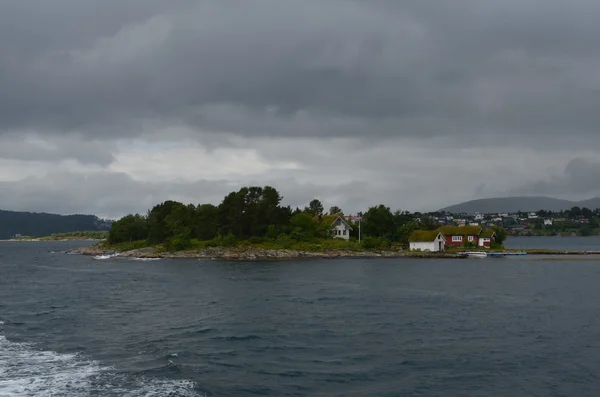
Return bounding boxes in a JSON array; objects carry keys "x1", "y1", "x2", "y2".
[
  {"x1": 452, "y1": 235, "x2": 462, "y2": 242},
  {"x1": 468, "y1": 235, "x2": 474, "y2": 242}
]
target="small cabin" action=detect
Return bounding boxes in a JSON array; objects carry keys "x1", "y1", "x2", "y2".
[
  {"x1": 409, "y1": 231, "x2": 446, "y2": 252},
  {"x1": 478, "y1": 230, "x2": 497, "y2": 248}
]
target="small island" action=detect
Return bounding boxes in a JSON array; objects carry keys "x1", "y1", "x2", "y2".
[{"x1": 74, "y1": 185, "x2": 512, "y2": 260}]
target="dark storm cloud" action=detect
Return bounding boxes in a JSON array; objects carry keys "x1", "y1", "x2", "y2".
[
  {"x1": 510, "y1": 158, "x2": 600, "y2": 197},
  {"x1": 2, "y1": 0, "x2": 600, "y2": 141}
]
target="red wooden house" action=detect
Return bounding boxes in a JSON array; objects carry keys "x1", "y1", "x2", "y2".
[{"x1": 439, "y1": 226, "x2": 482, "y2": 247}]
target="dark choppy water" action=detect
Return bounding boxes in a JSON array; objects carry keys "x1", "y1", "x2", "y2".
[
  {"x1": 505, "y1": 236, "x2": 600, "y2": 251},
  {"x1": 3, "y1": 241, "x2": 600, "y2": 396}
]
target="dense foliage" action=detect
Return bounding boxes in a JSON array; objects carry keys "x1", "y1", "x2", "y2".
[
  {"x1": 108, "y1": 186, "x2": 441, "y2": 250},
  {"x1": 0, "y1": 210, "x2": 111, "y2": 240}
]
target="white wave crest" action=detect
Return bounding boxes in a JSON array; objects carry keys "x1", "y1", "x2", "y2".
[
  {"x1": 131, "y1": 257, "x2": 161, "y2": 261},
  {"x1": 0, "y1": 335, "x2": 201, "y2": 397},
  {"x1": 93, "y1": 253, "x2": 120, "y2": 260}
]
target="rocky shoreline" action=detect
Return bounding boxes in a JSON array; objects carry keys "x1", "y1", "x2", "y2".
[
  {"x1": 70, "y1": 245, "x2": 600, "y2": 261},
  {"x1": 72, "y1": 245, "x2": 470, "y2": 260}
]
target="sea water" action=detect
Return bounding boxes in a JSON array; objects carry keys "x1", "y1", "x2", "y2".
[{"x1": 2, "y1": 240, "x2": 600, "y2": 396}]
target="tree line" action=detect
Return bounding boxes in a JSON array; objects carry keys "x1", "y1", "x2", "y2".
[{"x1": 108, "y1": 185, "x2": 442, "y2": 250}]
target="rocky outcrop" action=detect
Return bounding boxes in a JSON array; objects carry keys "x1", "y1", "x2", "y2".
[
  {"x1": 71, "y1": 244, "x2": 477, "y2": 260},
  {"x1": 72, "y1": 245, "x2": 413, "y2": 260}
]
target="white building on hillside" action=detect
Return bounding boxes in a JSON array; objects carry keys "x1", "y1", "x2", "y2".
[{"x1": 330, "y1": 216, "x2": 353, "y2": 240}]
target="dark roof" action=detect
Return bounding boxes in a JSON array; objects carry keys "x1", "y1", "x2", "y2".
[
  {"x1": 438, "y1": 225, "x2": 482, "y2": 236},
  {"x1": 409, "y1": 230, "x2": 443, "y2": 242}
]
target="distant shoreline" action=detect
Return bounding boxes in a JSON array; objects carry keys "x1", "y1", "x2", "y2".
[{"x1": 0, "y1": 238, "x2": 105, "y2": 242}]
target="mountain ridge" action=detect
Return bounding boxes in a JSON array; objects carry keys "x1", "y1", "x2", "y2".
[
  {"x1": 0, "y1": 209, "x2": 112, "y2": 239},
  {"x1": 440, "y1": 196, "x2": 600, "y2": 214}
]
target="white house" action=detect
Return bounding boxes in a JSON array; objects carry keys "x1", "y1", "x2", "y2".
[
  {"x1": 477, "y1": 230, "x2": 497, "y2": 248},
  {"x1": 544, "y1": 219, "x2": 553, "y2": 226},
  {"x1": 408, "y1": 231, "x2": 446, "y2": 252},
  {"x1": 330, "y1": 216, "x2": 353, "y2": 240}
]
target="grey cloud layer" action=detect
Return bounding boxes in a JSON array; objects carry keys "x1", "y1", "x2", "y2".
[
  {"x1": 0, "y1": 171, "x2": 383, "y2": 218},
  {"x1": 2, "y1": 1, "x2": 600, "y2": 217},
  {"x1": 2, "y1": 0, "x2": 600, "y2": 141},
  {"x1": 0, "y1": 134, "x2": 114, "y2": 165},
  {"x1": 510, "y1": 158, "x2": 600, "y2": 198}
]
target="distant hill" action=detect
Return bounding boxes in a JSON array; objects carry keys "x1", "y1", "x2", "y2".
[
  {"x1": 440, "y1": 196, "x2": 600, "y2": 214},
  {"x1": 0, "y1": 210, "x2": 112, "y2": 240}
]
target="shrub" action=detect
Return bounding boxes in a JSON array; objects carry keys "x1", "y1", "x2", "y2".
[
  {"x1": 204, "y1": 233, "x2": 237, "y2": 247},
  {"x1": 248, "y1": 236, "x2": 266, "y2": 244},
  {"x1": 490, "y1": 241, "x2": 503, "y2": 249},
  {"x1": 275, "y1": 234, "x2": 295, "y2": 249},
  {"x1": 266, "y1": 225, "x2": 278, "y2": 240},
  {"x1": 361, "y1": 236, "x2": 385, "y2": 250},
  {"x1": 164, "y1": 231, "x2": 192, "y2": 251}
]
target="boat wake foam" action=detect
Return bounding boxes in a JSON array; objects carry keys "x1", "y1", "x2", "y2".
[{"x1": 0, "y1": 334, "x2": 201, "y2": 396}]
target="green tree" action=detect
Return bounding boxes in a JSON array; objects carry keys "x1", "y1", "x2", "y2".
[
  {"x1": 217, "y1": 186, "x2": 289, "y2": 239},
  {"x1": 146, "y1": 200, "x2": 190, "y2": 244},
  {"x1": 194, "y1": 204, "x2": 219, "y2": 240},
  {"x1": 289, "y1": 212, "x2": 318, "y2": 241},
  {"x1": 396, "y1": 221, "x2": 421, "y2": 244},
  {"x1": 329, "y1": 206, "x2": 342, "y2": 215},
  {"x1": 108, "y1": 214, "x2": 148, "y2": 244},
  {"x1": 363, "y1": 205, "x2": 395, "y2": 239},
  {"x1": 307, "y1": 199, "x2": 324, "y2": 216},
  {"x1": 491, "y1": 226, "x2": 508, "y2": 244},
  {"x1": 569, "y1": 206, "x2": 582, "y2": 217},
  {"x1": 582, "y1": 207, "x2": 594, "y2": 219}
]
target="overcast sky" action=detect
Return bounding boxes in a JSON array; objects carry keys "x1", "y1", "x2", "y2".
[{"x1": 2, "y1": 0, "x2": 600, "y2": 218}]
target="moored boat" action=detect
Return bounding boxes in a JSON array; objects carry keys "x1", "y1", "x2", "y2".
[{"x1": 464, "y1": 251, "x2": 487, "y2": 258}]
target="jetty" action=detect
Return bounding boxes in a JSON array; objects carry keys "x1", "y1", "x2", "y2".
[{"x1": 487, "y1": 251, "x2": 527, "y2": 258}]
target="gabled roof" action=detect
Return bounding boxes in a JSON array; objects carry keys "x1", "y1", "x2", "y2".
[
  {"x1": 319, "y1": 214, "x2": 353, "y2": 230},
  {"x1": 480, "y1": 229, "x2": 497, "y2": 238},
  {"x1": 438, "y1": 225, "x2": 482, "y2": 236},
  {"x1": 409, "y1": 230, "x2": 444, "y2": 242}
]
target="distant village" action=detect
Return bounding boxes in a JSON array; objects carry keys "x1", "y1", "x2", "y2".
[
  {"x1": 332, "y1": 207, "x2": 600, "y2": 253},
  {"x1": 398, "y1": 208, "x2": 600, "y2": 252},
  {"x1": 430, "y1": 208, "x2": 600, "y2": 237}
]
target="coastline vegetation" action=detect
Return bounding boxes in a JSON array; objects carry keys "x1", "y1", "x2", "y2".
[
  {"x1": 9, "y1": 230, "x2": 108, "y2": 241},
  {"x1": 106, "y1": 186, "x2": 443, "y2": 252}
]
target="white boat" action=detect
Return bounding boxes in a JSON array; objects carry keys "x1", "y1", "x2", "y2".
[{"x1": 464, "y1": 251, "x2": 487, "y2": 258}]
